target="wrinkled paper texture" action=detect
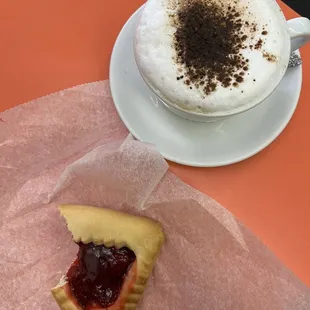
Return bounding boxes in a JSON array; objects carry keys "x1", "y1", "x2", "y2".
[{"x1": 0, "y1": 81, "x2": 309, "y2": 310}]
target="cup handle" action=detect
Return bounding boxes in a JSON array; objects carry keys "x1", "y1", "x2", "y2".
[{"x1": 287, "y1": 17, "x2": 310, "y2": 52}]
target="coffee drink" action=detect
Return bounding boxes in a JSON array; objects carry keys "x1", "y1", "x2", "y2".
[{"x1": 134, "y1": 0, "x2": 290, "y2": 115}]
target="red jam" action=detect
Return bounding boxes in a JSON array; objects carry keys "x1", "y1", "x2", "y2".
[{"x1": 66, "y1": 242, "x2": 136, "y2": 309}]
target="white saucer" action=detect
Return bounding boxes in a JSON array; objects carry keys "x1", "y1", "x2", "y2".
[{"x1": 109, "y1": 7, "x2": 302, "y2": 167}]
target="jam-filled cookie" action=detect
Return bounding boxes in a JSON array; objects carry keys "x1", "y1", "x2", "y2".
[{"x1": 51, "y1": 205, "x2": 165, "y2": 310}]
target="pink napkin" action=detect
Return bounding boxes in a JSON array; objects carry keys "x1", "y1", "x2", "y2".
[{"x1": 0, "y1": 81, "x2": 309, "y2": 310}]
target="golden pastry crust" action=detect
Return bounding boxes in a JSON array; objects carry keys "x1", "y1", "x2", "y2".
[
  {"x1": 51, "y1": 204, "x2": 165, "y2": 310},
  {"x1": 52, "y1": 282, "x2": 82, "y2": 310}
]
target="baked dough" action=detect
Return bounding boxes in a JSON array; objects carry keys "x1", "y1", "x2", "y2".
[{"x1": 51, "y1": 204, "x2": 165, "y2": 310}]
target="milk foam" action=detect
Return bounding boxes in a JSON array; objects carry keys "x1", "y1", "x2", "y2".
[{"x1": 134, "y1": 0, "x2": 291, "y2": 114}]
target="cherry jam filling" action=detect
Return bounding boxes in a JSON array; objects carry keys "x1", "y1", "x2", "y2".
[{"x1": 66, "y1": 242, "x2": 136, "y2": 309}]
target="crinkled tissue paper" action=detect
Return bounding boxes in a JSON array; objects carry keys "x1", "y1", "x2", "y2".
[{"x1": 0, "y1": 81, "x2": 309, "y2": 310}]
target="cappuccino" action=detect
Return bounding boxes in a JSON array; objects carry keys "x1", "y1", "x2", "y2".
[{"x1": 134, "y1": 0, "x2": 290, "y2": 115}]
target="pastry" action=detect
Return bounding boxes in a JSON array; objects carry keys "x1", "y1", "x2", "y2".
[{"x1": 51, "y1": 205, "x2": 165, "y2": 310}]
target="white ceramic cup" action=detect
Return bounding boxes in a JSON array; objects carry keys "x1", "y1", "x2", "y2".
[{"x1": 135, "y1": 3, "x2": 310, "y2": 122}]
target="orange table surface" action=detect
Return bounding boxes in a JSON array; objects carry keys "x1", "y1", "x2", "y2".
[{"x1": 1, "y1": 1, "x2": 310, "y2": 286}]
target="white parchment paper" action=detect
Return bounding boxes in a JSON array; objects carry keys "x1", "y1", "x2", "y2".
[{"x1": 0, "y1": 81, "x2": 309, "y2": 310}]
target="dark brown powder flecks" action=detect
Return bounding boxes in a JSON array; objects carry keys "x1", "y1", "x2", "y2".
[
  {"x1": 263, "y1": 52, "x2": 277, "y2": 62},
  {"x1": 236, "y1": 76, "x2": 244, "y2": 83},
  {"x1": 254, "y1": 38, "x2": 264, "y2": 50},
  {"x1": 172, "y1": 0, "x2": 257, "y2": 95}
]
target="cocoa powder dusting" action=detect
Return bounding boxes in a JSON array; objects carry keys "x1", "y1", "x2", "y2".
[
  {"x1": 254, "y1": 38, "x2": 263, "y2": 50},
  {"x1": 173, "y1": 0, "x2": 254, "y2": 95},
  {"x1": 263, "y1": 52, "x2": 277, "y2": 62}
]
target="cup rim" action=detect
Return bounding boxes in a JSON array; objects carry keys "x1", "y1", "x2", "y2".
[
  {"x1": 139, "y1": 63, "x2": 289, "y2": 118},
  {"x1": 134, "y1": 0, "x2": 292, "y2": 118}
]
